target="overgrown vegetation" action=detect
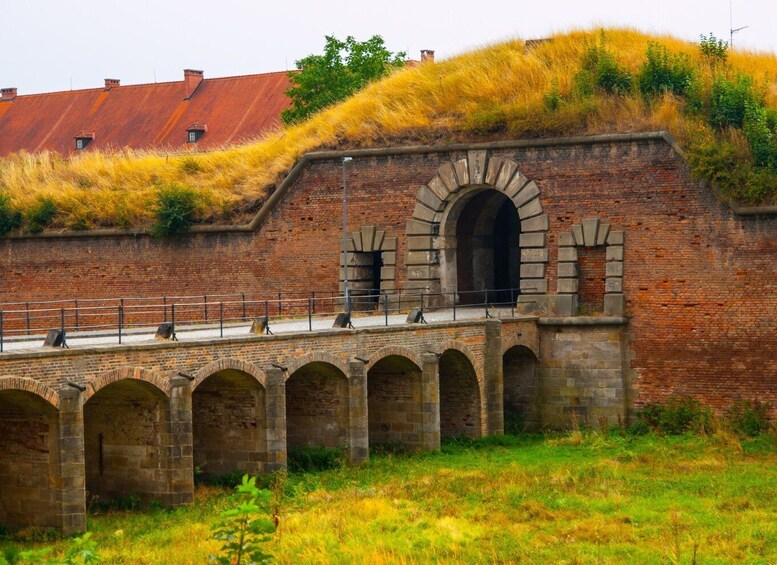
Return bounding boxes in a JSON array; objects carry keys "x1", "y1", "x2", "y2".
[
  {"x1": 1, "y1": 28, "x2": 777, "y2": 233},
  {"x1": 150, "y1": 183, "x2": 201, "y2": 237},
  {"x1": 287, "y1": 445, "x2": 344, "y2": 473},
  {"x1": 4, "y1": 425, "x2": 776, "y2": 563}
]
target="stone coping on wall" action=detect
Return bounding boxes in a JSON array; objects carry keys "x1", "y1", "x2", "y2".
[
  {"x1": 7, "y1": 131, "x2": 772, "y2": 241},
  {"x1": 537, "y1": 316, "x2": 628, "y2": 326},
  {"x1": 0, "y1": 316, "x2": 540, "y2": 362}
]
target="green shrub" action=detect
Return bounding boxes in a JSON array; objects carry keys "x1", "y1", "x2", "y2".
[
  {"x1": 0, "y1": 193, "x2": 22, "y2": 236},
  {"x1": 728, "y1": 399, "x2": 771, "y2": 437},
  {"x1": 710, "y1": 75, "x2": 762, "y2": 129},
  {"x1": 287, "y1": 445, "x2": 344, "y2": 473},
  {"x1": 543, "y1": 81, "x2": 563, "y2": 111},
  {"x1": 25, "y1": 197, "x2": 57, "y2": 233},
  {"x1": 636, "y1": 397, "x2": 714, "y2": 435},
  {"x1": 179, "y1": 157, "x2": 202, "y2": 175},
  {"x1": 637, "y1": 43, "x2": 694, "y2": 98},
  {"x1": 575, "y1": 34, "x2": 633, "y2": 96},
  {"x1": 743, "y1": 105, "x2": 777, "y2": 169},
  {"x1": 209, "y1": 475, "x2": 275, "y2": 565},
  {"x1": 699, "y1": 33, "x2": 728, "y2": 69},
  {"x1": 203, "y1": 471, "x2": 245, "y2": 488},
  {"x1": 627, "y1": 418, "x2": 650, "y2": 436},
  {"x1": 504, "y1": 410, "x2": 525, "y2": 435},
  {"x1": 151, "y1": 183, "x2": 199, "y2": 237}
]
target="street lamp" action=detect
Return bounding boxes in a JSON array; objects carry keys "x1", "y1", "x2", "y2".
[{"x1": 342, "y1": 156, "x2": 353, "y2": 313}]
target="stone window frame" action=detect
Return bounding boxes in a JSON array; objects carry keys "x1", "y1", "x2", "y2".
[
  {"x1": 338, "y1": 224, "x2": 398, "y2": 296},
  {"x1": 404, "y1": 149, "x2": 550, "y2": 306},
  {"x1": 556, "y1": 218, "x2": 625, "y2": 316}
]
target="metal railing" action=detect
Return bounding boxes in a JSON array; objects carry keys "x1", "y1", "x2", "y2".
[{"x1": 0, "y1": 288, "x2": 522, "y2": 352}]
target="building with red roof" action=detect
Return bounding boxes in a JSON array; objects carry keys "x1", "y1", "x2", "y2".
[{"x1": 0, "y1": 69, "x2": 292, "y2": 156}]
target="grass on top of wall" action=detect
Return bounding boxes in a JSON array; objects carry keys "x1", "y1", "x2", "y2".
[
  {"x1": 1, "y1": 28, "x2": 777, "y2": 232},
  {"x1": 4, "y1": 431, "x2": 777, "y2": 563}
]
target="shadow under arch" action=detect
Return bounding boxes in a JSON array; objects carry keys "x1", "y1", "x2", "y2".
[
  {"x1": 367, "y1": 354, "x2": 424, "y2": 453},
  {"x1": 503, "y1": 345, "x2": 540, "y2": 433},
  {"x1": 192, "y1": 359, "x2": 268, "y2": 479},
  {"x1": 438, "y1": 348, "x2": 482, "y2": 439}
]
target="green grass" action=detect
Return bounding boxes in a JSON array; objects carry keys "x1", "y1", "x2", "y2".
[{"x1": 5, "y1": 432, "x2": 777, "y2": 563}]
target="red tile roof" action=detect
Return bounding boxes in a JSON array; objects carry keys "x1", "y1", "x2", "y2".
[{"x1": 0, "y1": 70, "x2": 292, "y2": 156}]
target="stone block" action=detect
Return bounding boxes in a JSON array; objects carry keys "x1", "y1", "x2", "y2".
[
  {"x1": 437, "y1": 163, "x2": 459, "y2": 192},
  {"x1": 416, "y1": 185, "x2": 444, "y2": 212},
  {"x1": 453, "y1": 158, "x2": 469, "y2": 187},
  {"x1": 495, "y1": 160, "x2": 518, "y2": 190},
  {"x1": 351, "y1": 230, "x2": 362, "y2": 251},
  {"x1": 520, "y1": 263, "x2": 545, "y2": 278},
  {"x1": 606, "y1": 245, "x2": 624, "y2": 261},
  {"x1": 374, "y1": 230, "x2": 385, "y2": 251},
  {"x1": 485, "y1": 157, "x2": 503, "y2": 185},
  {"x1": 468, "y1": 150, "x2": 488, "y2": 184},
  {"x1": 406, "y1": 251, "x2": 435, "y2": 265},
  {"x1": 382, "y1": 251, "x2": 396, "y2": 265},
  {"x1": 383, "y1": 237, "x2": 397, "y2": 251},
  {"x1": 605, "y1": 277, "x2": 623, "y2": 293},
  {"x1": 557, "y1": 262, "x2": 577, "y2": 278},
  {"x1": 557, "y1": 278, "x2": 579, "y2": 294},
  {"x1": 582, "y1": 218, "x2": 600, "y2": 247},
  {"x1": 519, "y1": 232, "x2": 546, "y2": 248},
  {"x1": 558, "y1": 247, "x2": 578, "y2": 262},
  {"x1": 596, "y1": 224, "x2": 611, "y2": 246},
  {"x1": 520, "y1": 278, "x2": 548, "y2": 294},
  {"x1": 607, "y1": 230, "x2": 625, "y2": 245},
  {"x1": 605, "y1": 261, "x2": 623, "y2": 277},
  {"x1": 512, "y1": 181, "x2": 540, "y2": 207},
  {"x1": 604, "y1": 293, "x2": 625, "y2": 316},
  {"x1": 521, "y1": 214, "x2": 549, "y2": 233},
  {"x1": 558, "y1": 232, "x2": 575, "y2": 247},
  {"x1": 361, "y1": 225, "x2": 376, "y2": 251},
  {"x1": 412, "y1": 201, "x2": 437, "y2": 223},
  {"x1": 427, "y1": 176, "x2": 450, "y2": 200},
  {"x1": 407, "y1": 265, "x2": 439, "y2": 280},
  {"x1": 407, "y1": 235, "x2": 433, "y2": 251},
  {"x1": 572, "y1": 224, "x2": 584, "y2": 246},
  {"x1": 380, "y1": 266, "x2": 396, "y2": 280},
  {"x1": 518, "y1": 197, "x2": 543, "y2": 220},
  {"x1": 405, "y1": 219, "x2": 434, "y2": 235},
  {"x1": 504, "y1": 169, "x2": 529, "y2": 197},
  {"x1": 520, "y1": 248, "x2": 549, "y2": 263},
  {"x1": 547, "y1": 294, "x2": 578, "y2": 316}
]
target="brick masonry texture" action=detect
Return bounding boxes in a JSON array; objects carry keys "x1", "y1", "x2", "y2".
[{"x1": 2, "y1": 136, "x2": 774, "y2": 416}]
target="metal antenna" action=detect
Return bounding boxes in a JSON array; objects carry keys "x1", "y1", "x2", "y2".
[{"x1": 730, "y1": 0, "x2": 749, "y2": 50}]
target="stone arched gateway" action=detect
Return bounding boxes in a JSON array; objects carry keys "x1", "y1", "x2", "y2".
[{"x1": 405, "y1": 150, "x2": 549, "y2": 307}]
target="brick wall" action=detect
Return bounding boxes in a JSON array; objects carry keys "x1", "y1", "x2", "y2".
[
  {"x1": 1, "y1": 135, "x2": 776, "y2": 415},
  {"x1": 367, "y1": 356, "x2": 424, "y2": 450}
]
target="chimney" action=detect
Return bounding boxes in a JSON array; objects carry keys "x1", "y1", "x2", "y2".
[
  {"x1": 1, "y1": 87, "x2": 17, "y2": 102},
  {"x1": 420, "y1": 50, "x2": 435, "y2": 63},
  {"x1": 183, "y1": 69, "x2": 204, "y2": 100},
  {"x1": 104, "y1": 78, "x2": 120, "y2": 90}
]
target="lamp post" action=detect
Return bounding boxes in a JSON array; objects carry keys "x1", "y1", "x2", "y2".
[{"x1": 342, "y1": 156, "x2": 353, "y2": 313}]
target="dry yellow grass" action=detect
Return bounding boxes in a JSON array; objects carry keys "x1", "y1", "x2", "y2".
[{"x1": 1, "y1": 28, "x2": 776, "y2": 230}]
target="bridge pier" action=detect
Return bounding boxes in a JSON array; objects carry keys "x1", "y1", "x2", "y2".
[
  {"x1": 57, "y1": 388, "x2": 87, "y2": 535},
  {"x1": 167, "y1": 376, "x2": 194, "y2": 506},
  {"x1": 484, "y1": 319, "x2": 505, "y2": 435},
  {"x1": 420, "y1": 353, "x2": 441, "y2": 451},
  {"x1": 347, "y1": 359, "x2": 369, "y2": 464},
  {"x1": 265, "y1": 367, "x2": 288, "y2": 472}
]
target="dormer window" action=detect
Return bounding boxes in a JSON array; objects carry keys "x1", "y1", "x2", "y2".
[
  {"x1": 186, "y1": 122, "x2": 207, "y2": 143},
  {"x1": 74, "y1": 131, "x2": 95, "y2": 150}
]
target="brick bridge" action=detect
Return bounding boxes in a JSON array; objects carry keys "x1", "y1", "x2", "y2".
[{"x1": 0, "y1": 313, "x2": 628, "y2": 534}]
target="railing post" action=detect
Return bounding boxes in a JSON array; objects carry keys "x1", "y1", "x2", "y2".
[
  {"x1": 278, "y1": 291, "x2": 282, "y2": 317},
  {"x1": 204, "y1": 295, "x2": 208, "y2": 324},
  {"x1": 420, "y1": 292, "x2": 424, "y2": 313},
  {"x1": 453, "y1": 291, "x2": 457, "y2": 322},
  {"x1": 384, "y1": 292, "x2": 389, "y2": 326},
  {"x1": 118, "y1": 305, "x2": 123, "y2": 345},
  {"x1": 265, "y1": 300, "x2": 269, "y2": 324},
  {"x1": 25, "y1": 302, "x2": 30, "y2": 335},
  {"x1": 171, "y1": 303, "x2": 176, "y2": 336},
  {"x1": 219, "y1": 302, "x2": 224, "y2": 338},
  {"x1": 74, "y1": 299, "x2": 79, "y2": 331},
  {"x1": 312, "y1": 291, "x2": 316, "y2": 315},
  {"x1": 60, "y1": 308, "x2": 65, "y2": 335},
  {"x1": 308, "y1": 298, "x2": 313, "y2": 332},
  {"x1": 0, "y1": 310, "x2": 4, "y2": 353},
  {"x1": 163, "y1": 296, "x2": 168, "y2": 323},
  {"x1": 241, "y1": 293, "x2": 247, "y2": 321}
]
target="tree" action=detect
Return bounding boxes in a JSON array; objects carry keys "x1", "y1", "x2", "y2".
[{"x1": 281, "y1": 35, "x2": 406, "y2": 125}]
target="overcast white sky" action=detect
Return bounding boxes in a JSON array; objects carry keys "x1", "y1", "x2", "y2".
[{"x1": 1, "y1": 0, "x2": 775, "y2": 94}]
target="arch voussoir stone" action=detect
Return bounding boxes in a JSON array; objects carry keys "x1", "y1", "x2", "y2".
[
  {"x1": 0, "y1": 376, "x2": 60, "y2": 408},
  {"x1": 406, "y1": 149, "x2": 550, "y2": 304},
  {"x1": 193, "y1": 358, "x2": 267, "y2": 390},
  {"x1": 84, "y1": 367, "x2": 171, "y2": 400}
]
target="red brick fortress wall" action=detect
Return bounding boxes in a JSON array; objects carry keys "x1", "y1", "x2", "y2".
[{"x1": 1, "y1": 134, "x2": 776, "y2": 415}]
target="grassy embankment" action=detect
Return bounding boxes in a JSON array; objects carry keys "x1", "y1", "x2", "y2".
[
  {"x1": 1, "y1": 28, "x2": 777, "y2": 232},
  {"x1": 5, "y1": 431, "x2": 777, "y2": 563}
]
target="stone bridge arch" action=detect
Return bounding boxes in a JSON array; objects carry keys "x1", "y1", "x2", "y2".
[
  {"x1": 192, "y1": 358, "x2": 269, "y2": 478},
  {"x1": 406, "y1": 150, "x2": 549, "y2": 304},
  {"x1": 438, "y1": 341, "x2": 484, "y2": 438},
  {"x1": 0, "y1": 376, "x2": 60, "y2": 408},
  {"x1": 84, "y1": 366, "x2": 171, "y2": 401},
  {"x1": 286, "y1": 352, "x2": 350, "y2": 380}
]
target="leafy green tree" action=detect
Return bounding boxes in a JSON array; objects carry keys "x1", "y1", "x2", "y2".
[
  {"x1": 209, "y1": 475, "x2": 275, "y2": 565},
  {"x1": 281, "y1": 35, "x2": 406, "y2": 125}
]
